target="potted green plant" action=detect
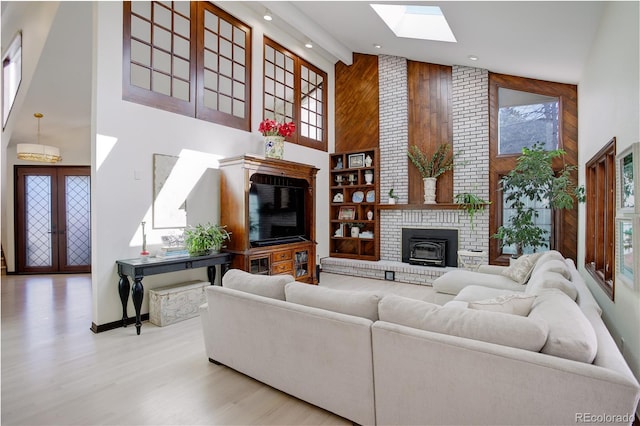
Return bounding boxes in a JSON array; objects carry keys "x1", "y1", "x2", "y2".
[
  {"x1": 454, "y1": 192, "x2": 490, "y2": 231},
  {"x1": 407, "y1": 143, "x2": 463, "y2": 204},
  {"x1": 388, "y1": 188, "x2": 399, "y2": 204},
  {"x1": 347, "y1": 222, "x2": 366, "y2": 238},
  {"x1": 492, "y1": 143, "x2": 577, "y2": 258},
  {"x1": 184, "y1": 223, "x2": 231, "y2": 256}
]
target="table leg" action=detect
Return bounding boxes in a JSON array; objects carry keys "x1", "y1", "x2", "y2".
[
  {"x1": 131, "y1": 276, "x2": 144, "y2": 335},
  {"x1": 118, "y1": 273, "x2": 130, "y2": 328},
  {"x1": 207, "y1": 265, "x2": 217, "y2": 285}
]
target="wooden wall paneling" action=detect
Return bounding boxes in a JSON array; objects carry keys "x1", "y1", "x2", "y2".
[
  {"x1": 407, "y1": 61, "x2": 453, "y2": 204},
  {"x1": 335, "y1": 54, "x2": 379, "y2": 152},
  {"x1": 488, "y1": 73, "x2": 578, "y2": 264}
]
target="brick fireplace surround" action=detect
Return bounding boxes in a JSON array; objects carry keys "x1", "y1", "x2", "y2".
[{"x1": 322, "y1": 58, "x2": 490, "y2": 285}]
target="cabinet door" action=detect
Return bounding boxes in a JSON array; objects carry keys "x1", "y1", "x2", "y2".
[
  {"x1": 294, "y1": 249, "x2": 309, "y2": 279},
  {"x1": 249, "y1": 255, "x2": 270, "y2": 275}
]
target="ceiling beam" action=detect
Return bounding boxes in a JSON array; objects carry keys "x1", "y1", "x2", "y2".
[{"x1": 264, "y1": 1, "x2": 353, "y2": 65}]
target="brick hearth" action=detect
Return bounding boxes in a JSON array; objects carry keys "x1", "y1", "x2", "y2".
[{"x1": 320, "y1": 257, "x2": 454, "y2": 286}]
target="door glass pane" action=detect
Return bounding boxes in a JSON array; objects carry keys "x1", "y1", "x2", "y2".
[
  {"x1": 25, "y1": 176, "x2": 52, "y2": 267},
  {"x1": 66, "y1": 176, "x2": 91, "y2": 266},
  {"x1": 498, "y1": 88, "x2": 559, "y2": 155}
]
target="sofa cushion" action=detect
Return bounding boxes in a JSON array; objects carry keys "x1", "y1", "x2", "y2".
[
  {"x1": 500, "y1": 253, "x2": 543, "y2": 284},
  {"x1": 529, "y1": 250, "x2": 565, "y2": 277},
  {"x1": 222, "y1": 269, "x2": 293, "y2": 300},
  {"x1": 454, "y1": 285, "x2": 522, "y2": 303},
  {"x1": 285, "y1": 282, "x2": 381, "y2": 321},
  {"x1": 527, "y1": 289, "x2": 597, "y2": 363},
  {"x1": 530, "y1": 258, "x2": 572, "y2": 281},
  {"x1": 468, "y1": 293, "x2": 536, "y2": 316},
  {"x1": 525, "y1": 270, "x2": 578, "y2": 300},
  {"x1": 432, "y1": 269, "x2": 524, "y2": 295},
  {"x1": 378, "y1": 294, "x2": 548, "y2": 352}
]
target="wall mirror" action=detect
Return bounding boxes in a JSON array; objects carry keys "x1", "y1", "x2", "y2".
[{"x1": 153, "y1": 153, "x2": 187, "y2": 228}]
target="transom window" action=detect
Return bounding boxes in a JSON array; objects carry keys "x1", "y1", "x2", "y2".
[
  {"x1": 498, "y1": 88, "x2": 559, "y2": 156},
  {"x1": 263, "y1": 37, "x2": 327, "y2": 151},
  {"x1": 123, "y1": 1, "x2": 251, "y2": 131}
]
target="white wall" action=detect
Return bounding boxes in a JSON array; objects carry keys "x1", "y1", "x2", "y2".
[
  {"x1": 92, "y1": 2, "x2": 334, "y2": 327},
  {"x1": 1, "y1": 1, "x2": 62, "y2": 271},
  {"x1": 578, "y1": 0, "x2": 640, "y2": 390}
]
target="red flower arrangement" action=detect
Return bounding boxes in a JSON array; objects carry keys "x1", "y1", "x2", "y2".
[{"x1": 258, "y1": 118, "x2": 296, "y2": 138}]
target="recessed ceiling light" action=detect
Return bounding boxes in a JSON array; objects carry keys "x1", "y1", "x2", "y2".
[
  {"x1": 468, "y1": 55, "x2": 478, "y2": 61},
  {"x1": 373, "y1": 44, "x2": 382, "y2": 49},
  {"x1": 370, "y1": 4, "x2": 457, "y2": 43},
  {"x1": 263, "y1": 9, "x2": 273, "y2": 21},
  {"x1": 305, "y1": 41, "x2": 313, "y2": 48}
]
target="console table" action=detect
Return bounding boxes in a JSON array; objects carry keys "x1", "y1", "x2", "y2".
[{"x1": 116, "y1": 252, "x2": 232, "y2": 335}]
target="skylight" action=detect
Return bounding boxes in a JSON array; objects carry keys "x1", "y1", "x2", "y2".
[{"x1": 370, "y1": 4, "x2": 457, "y2": 42}]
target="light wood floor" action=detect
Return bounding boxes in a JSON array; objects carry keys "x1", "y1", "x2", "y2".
[{"x1": 2, "y1": 273, "x2": 368, "y2": 426}]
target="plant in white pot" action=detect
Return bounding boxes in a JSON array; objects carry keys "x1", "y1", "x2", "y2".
[
  {"x1": 184, "y1": 223, "x2": 231, "y2": 257},
  {"x1": 388, "y1": 188, "x2": 399, "y2": 204},
  {"x1": 407, "y1": 143, "x2": 462, "y2": 204}
]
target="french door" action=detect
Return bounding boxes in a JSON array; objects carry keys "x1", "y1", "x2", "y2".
[{"x1": 15, "y1": 166, "x2": 91, "y2": 273}]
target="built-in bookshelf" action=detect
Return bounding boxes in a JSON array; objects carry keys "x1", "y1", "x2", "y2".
[{"x1": 329, "y1": 148, "x2": 379, "y2": 260}]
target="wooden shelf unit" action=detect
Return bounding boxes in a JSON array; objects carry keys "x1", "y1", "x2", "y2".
[
  {"x1": 220, "y1": 155, "x2": 318, "y2": 284},
  {"x1": 329, "y1": 149, "x2": 379, "y2": 260}
]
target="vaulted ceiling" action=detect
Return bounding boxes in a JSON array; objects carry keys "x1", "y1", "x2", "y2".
[{"x1": 4, "y1": 1, "x2": 607, "y2": 149}]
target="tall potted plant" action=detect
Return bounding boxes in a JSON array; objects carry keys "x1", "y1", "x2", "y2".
[
  {"x1": 493, "y1": 143, "x2": 577, "y2": 258},
  {"x1": 407, "y1": 143, "x2": 461, "y2": 204}
]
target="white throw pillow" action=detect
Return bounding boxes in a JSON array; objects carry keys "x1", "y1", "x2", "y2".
[
  {"x1": 500, "y1": 253, "x2": 543, "y2": 284},
  {"x1": 468, "y1": 294, "x2": 536, "y2": 316},
  {"x1": 285, "y1": 282, "x2": 381, "y2": 321},
  {"x1": 378, "y1": 294, "x2": 548, "y2": 352},
  {"x1": 528, "y1": 289, "x2": 597, "y2": 363},
  {"x1": 222, "y1": 269, "x2": 293, "y2": 300}
]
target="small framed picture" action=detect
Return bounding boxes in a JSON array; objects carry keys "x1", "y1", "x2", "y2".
[
  {"x1": 348, "y1": 153, "x2": 365, "y2": 168},
  {"x1": 617, "y1": 142, "x2": 639, "y2": 214},
  {"x1": 338, "y1": 206, "x2": 356, "y2": 220}
]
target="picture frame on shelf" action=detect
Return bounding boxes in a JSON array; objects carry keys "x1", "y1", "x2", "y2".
[
  {"x1": 348, "y1": 153, "x2": 365, "y2": 168},
  {"x1": 338, "y1": 206, "x2": 356, "y2": 220}
]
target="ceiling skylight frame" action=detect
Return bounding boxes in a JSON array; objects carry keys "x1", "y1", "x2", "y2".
[{"x1": 370, "y1": 4, "x2": 457, "y2": 43}]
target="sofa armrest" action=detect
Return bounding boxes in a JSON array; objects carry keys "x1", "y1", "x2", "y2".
[
  {"x1": 372, "y1": 321, "x2": 640, "y2": 425},
  {"x1": 477, "y1": 264, "x2": 508, "y2": 275}
]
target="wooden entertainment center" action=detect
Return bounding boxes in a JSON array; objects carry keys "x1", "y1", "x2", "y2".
[{"x1": 219, "y1": 155, "x2": 319, "y2": 284}]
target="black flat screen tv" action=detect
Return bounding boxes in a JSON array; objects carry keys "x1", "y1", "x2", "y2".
[{"x1": 249, "y1": 182, "x2": 307, "y2": 246}]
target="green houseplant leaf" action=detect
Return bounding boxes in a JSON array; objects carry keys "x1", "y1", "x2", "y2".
[
  {"x1": 407, "y1": 143, "x2": 463, "y2": 179},
  {"x1": 184, "y1": 223, "x2": 231, "y2": 256},
  {"x1": 492, "y1": 142, "x2": 577, "y2": 257},
  {"x1": 454, "y1": 192, "x2": 490, "y2": 231}
]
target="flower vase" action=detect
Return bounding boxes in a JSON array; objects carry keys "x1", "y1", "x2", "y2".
[
  {"x1": 423, "y1": 177, "x2": 437, "y2": 204},
  {"x1": 265, "y1": 136, "x2": 285, "y2": 159},
  {"x1": 350, "y1": 226, "x2": 360, "y2": 238}
]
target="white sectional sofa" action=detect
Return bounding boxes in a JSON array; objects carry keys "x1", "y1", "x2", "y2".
[{"x1": 199, "y1": 255, "x2": 640, "y2": 425}]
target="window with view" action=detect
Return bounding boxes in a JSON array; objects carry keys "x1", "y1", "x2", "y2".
[
  {"x1": 489, "y1": 74, "x2": 578, "y2": 265},
  {"x1": 498, "y1": 88, "x2": 559, "y2": 156},
  {"x1": 263, "y1": 37, "x2": 327, "y2": 151},
  {"x1": 123, "y1": 1, "x2": 251, "y2": 131},
  {"x1": 2, "y1": 31, "x2": 22, "y2": 129}
]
